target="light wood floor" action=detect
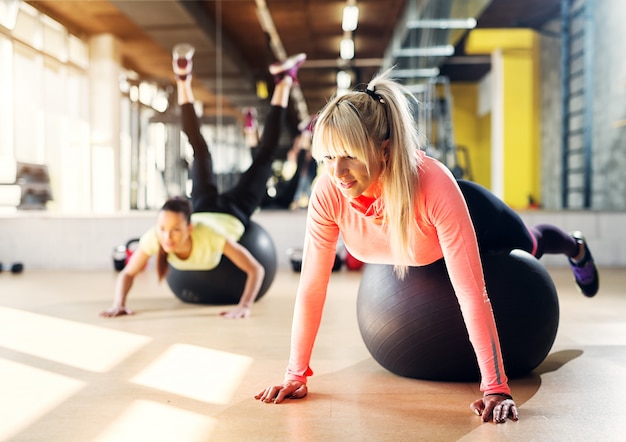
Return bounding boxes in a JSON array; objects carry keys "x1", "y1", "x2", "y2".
[{"x1": 1, "y1": 265, "x2": 625, "y2": 442}]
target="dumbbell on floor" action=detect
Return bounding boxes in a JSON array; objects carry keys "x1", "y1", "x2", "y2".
[{"x1": 0, "y1": 262, "x2": 24, "y2": 273}]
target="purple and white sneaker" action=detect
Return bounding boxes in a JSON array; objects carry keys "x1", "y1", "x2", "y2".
[{"x1": 568, "y1": 231, "x2": 599, "y2": 297}]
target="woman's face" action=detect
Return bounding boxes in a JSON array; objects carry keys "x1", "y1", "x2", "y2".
[
  {"x1": 322, "y1": 153, "x2": 383, "y2": 198},
  {"x1": 156, "y1": 210, "x2": 192, "y2": 253}
]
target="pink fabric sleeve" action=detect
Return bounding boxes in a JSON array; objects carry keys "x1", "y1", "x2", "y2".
[
  {"x1": 421, "y1": 162, "x2": 510, "y2": 395},
  {"x1": 283, "y1": 182, "x2": 340, "y2": 383}
]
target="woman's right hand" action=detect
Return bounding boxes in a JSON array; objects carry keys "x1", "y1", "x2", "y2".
[{"x1": 255, "y1": 381, "x2": 308, "y2": 404}]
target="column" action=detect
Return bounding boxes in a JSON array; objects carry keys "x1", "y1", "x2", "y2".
[
  {"x1": 89, "y1": 34, "x2": 122, "y2": 212},
  {"x1": 465, "y1": 29, "x2": 541, "y2": 209}
]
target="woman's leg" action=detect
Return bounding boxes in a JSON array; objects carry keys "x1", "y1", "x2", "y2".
[
  {"x1": 530, "y1": 225, "x2": 599, "y2": 296},
  {"x1": 458, "y1": 179, "x2": 599, "y2": 297},
  {"x1": 219, "y1": 53, "x2": 306, "y2": 222},
  {"x1": 262, "y1": 134, "x2": 309, "y2": 209},
  {"x1": 457, "y1": 179, "x2": 536, "y2": 254},
  {"x1": 526, "y1": 224, "x2": 578, "y2": 259},
  {"x1": 173, "y1": 44, "x2": 220, "y2": 214}
]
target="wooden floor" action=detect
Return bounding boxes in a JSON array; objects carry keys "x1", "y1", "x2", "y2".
[{"x1": 1, "y1": 264, "x2": 625, "y2": 442}]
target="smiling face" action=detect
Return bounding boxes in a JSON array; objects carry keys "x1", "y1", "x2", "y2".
[
  {"x1": 311, "y1": 93, "x2": 389, "y2": 199},
  {"x1": 321, "y1": 154, "x2": 383, "y2": 198},
  {"x1": 314, "y1": 123, "x2": 387, "y2": 199},
  {"x1": 156, "y1": 210, "x2": 192, "y2": 254}
]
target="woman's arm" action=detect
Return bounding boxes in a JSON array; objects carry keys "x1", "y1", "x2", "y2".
[
  {"x1": 219, "y1": 237, "x2": 265, "y2": 319},
  {"x1": 256, "y1": 178, "x2": 340, "y2": 402},
  {"x1": 422, "y1": 161, "x2": 518, "y2": 422},
  {"x1": 255, "y1": 228, "x2": 335, "y2": 402},
  {"x1": 100, "y1": 249, "x2": 150, "y2": 317}
]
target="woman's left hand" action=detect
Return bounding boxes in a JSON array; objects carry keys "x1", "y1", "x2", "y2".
[
  {"x1": 470, "y1": 395, "x2": 519, "y2": 423},
  {"x1": 220, "y1": 306, "x2": 251, "y2": 319}
]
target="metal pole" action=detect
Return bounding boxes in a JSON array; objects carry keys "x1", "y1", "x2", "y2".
[{"x1": 560, "y1": 0, "x2": 571, "y2": 208}]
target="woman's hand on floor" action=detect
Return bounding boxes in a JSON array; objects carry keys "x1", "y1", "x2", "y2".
[
  {"x1": 255, "y1": 381, "x2": 308, "y2": 404},
  {"x1": 220, "y1": 306, "x2": 251, "y2": 319},
  {"x1": 100, "y1": 306, "x2": 134, "y2": 318},
  {"x1": 470, "y1": 395, "x2": 519, "y2": 423}
]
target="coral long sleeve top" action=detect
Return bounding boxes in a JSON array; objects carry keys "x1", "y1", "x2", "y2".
[{"x1": 285, "y1": 152, "x2": 510, "y2": 395}]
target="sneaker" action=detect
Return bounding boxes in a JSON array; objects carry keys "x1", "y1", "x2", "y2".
[
  {"x1": 269, "y1": 53, "x2": 307, "y2": 82},
  {"x1": 173, "y1": 43, "x2": 195, "y2": 79},
  {"x1": 568, "y1": 231, "x2": 599, "y2": 297},
  {"x1": 243, "y1": 107, "x2": 258, "y2": 130},
  {"x1": 298, "y1": 114, "x2": 317, "y2": 135}
]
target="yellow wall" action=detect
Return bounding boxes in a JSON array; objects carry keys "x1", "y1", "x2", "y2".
[
  {"x1": 501, "y1": 49, "x2": 541, "y2": 208},
  {"x1": 456, "y1": 28, "x2": 541, "y2": 209},
  {"x1": 449, "y1": 83, "x2": 476, "y2": 179},
  {"x1": 450, "y1": 82, "x2": 493, "y2": 188}
]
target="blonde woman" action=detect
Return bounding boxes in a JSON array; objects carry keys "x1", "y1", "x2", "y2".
[{"x1": 256, "y1": 68, "x2": 599, "y2": 422}]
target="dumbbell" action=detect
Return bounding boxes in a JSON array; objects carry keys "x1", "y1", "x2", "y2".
[
  {"x1": 112, "y1": 238, "x2": 142, "y2": 272},
  {"x1": 0, "y1": 262, "x2": 24, "y2": 273}
]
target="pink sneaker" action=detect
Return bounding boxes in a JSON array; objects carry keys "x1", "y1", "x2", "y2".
[
  {"x1": 173, "y1": 43, "x2": 195, "y2": 80},
  {"x1": 242, "y1": 107, "x2": 258, "y2": 130},
  {"x1": 269, "y1": 53, "x2": 306, "y2": 82}
]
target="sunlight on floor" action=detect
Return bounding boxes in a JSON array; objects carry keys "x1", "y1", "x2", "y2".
[
  {"x1": 0, "y1": 305, "x2": 255, "y2": 441},
  {"x1": 0, "y1": 359, "x2": 85, "y2": 441},
  {"x1": 92, "y1": 400, "x2": 216, "y2": 442},
  {"x1": 131, "y1": 343, "x2": 253, "y2": 404},
  {"x1": 0, "y1": 306, "x2": 151, "y2": 372}
]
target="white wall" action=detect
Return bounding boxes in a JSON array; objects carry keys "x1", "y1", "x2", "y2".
[
  {"x1": 0, "y1": 209, "x2": 624, "y2": 271},
  {"x1": 0, "y1": 209, "x2": 307, "y2": 271}
]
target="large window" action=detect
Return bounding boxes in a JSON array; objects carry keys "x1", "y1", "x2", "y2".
[
  {"x1": 1, "y1": 2, "x2": 91, "y2": 212},
  {"x1": 1, "y1": 1, "x2": 248, "y2": 214}
]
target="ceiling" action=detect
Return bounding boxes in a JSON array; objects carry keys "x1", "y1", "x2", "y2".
[{"x1": 28, "y1": 0, "x2": 560, "y2": 135}]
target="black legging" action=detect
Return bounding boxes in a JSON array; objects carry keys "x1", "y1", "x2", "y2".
[
  {"x1": 261, "y1": 147, "x2": 311, "y2": 209},
  {"x1": 181, "y1": 103, "x2": 284, "y2": 227},
  {"x1": 458, "y1": 180, "x2": 579, "y2": 259}
]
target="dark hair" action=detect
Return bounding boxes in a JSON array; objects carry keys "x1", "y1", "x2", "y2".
[{"x1": 156, "y1": 196, "x2": 192, "y2": 281}]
